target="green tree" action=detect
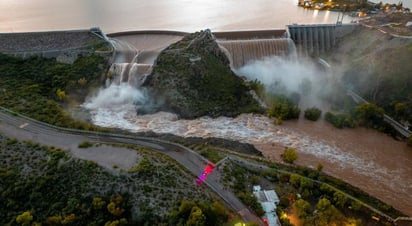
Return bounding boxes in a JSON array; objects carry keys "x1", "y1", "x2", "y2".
[
  {"x1": 316, "y1": 197, "x2": 331, "y2": 211},
  {"x1": 268, "y1": 96, "x2": 300, "y2": 121},
  {"x1": 237, "y1": 192, "x2": 265, "y2": 217},
  {"x1": 62, "y1": 213, "x2": 76, "y2": 224},
  {"x1": 354, "y1": 103, "x2": 384, "y2": 127},
  {"x1": 333, "y1": 191, "x2": 347, "y2": 208},
  {"x1": 281, "y1": 147, "x2": 298, "y2": 164},
  {"x1": 314, "y1": 198, "x2": 345, "y2": 225},
  {"x1": 351, "y1": 200, "x2": 362, "y2": 211},
  {"x1": 105, "y1": 220, "x2": 120, "y2": 226},
  {"x1": 56, "y1": 88, "x2": 67, "y2": 101},
  {"x1": 107, "y1": 201, "x2": 124, "y2": 217},
  {"x1": 299, "y1": 177, "x2": 313, "y2": 190},
  {"x1": 92, "y1": 197, "x2": 106, "y2": 210},
  {"x1": 293, "y1": 199, "x2": 311, "y2": 218},
  {"x1": 187, "y1": 206, "x2": 206, "y2": 226},
  {"x1": 289, "y1": 174, "x2": 301, "y2": 187},
  {"x1": 304, "y1": 107, "x2": 322, "y2": 121},
  {"x1": 47, "y1": 215, "x2": 62, "y2": 225},
  {"x1": 316, "y1": 163, "x2": 324, "y2": 172},
  {"x1": 325, "y1": 112, "x2": 356, "y2": 128},
  {"x1": 16, "y1": 211, "x2": 33, "y2": 226},
  {"x1": 77, "y1": 77, "x2": 87, "y2": 86}
]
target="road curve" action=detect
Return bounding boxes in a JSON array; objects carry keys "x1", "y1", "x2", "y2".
[{"x1": 0, "y1": 108, "x2": 263, "y2": 224}]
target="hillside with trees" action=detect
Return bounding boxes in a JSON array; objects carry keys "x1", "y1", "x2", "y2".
[
  {"x1": 324, "y1": 25, "x2": 412, "y2": 141},
  {"x1": 0, "y1": 53, "x2": 108, "y2": 130},
  {"x1": 0, "y1": 135, "x2": 230, "y2": 225}
]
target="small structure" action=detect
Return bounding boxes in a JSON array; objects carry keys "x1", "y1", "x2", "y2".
[{"x1": 253, "y1": 185, "x2": 281, "y2": 226}]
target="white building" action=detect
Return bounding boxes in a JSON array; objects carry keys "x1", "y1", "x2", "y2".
[{"x1": 253, "y1": 185, "x2": 281, "y2": 226}]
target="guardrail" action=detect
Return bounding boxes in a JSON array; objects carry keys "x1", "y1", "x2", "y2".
[{"x1": 347, "y1": 90, "x2": 412, "y2": 137}]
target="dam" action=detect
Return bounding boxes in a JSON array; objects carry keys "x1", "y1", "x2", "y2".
[
  {"x1": 0, "y1": 23, "x2": 358, "y2": 69},
  {"x1": 0, "y1": 24, "x2": 358, "y2": 85},
  {"x1": 215, "y1": 29, "x2": 296, "y2": 68},
  {"x1": 287, "y1": 23, "x2": 357, "y2": 56},
  {"x1": 0, "y1": 28, "x2": 110, "y2": 64},
  {"x1": 106, "y1": 23, "x2": 358, "y2": 72}
]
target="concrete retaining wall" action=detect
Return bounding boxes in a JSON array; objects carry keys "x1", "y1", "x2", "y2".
[{"x1": 287, "y1": 23, "x2": 358, "y2": 56}]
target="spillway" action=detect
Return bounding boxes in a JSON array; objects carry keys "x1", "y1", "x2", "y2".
[
  {"x1": 217, "y1": 38, "x2": 297, "y2": 68},
  {"x1": 108, "y1": 63, "x2": 152, "y2": 87}
]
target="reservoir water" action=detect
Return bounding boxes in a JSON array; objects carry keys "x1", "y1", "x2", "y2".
[
  {"x1": 0, "y1": 0, "x2": 355, "y2": 33},
  {"x1": 2, "y1": 0, "x2": 412, "y2": 218}
]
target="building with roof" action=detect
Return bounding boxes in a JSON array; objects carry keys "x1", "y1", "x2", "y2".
[{"x1": 253, "y1": 185, "x2": 281, "y2": 226}]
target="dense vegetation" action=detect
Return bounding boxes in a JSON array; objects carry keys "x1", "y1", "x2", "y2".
[
  {"x1": 0, "y1": 53, "x2": 107, "y2": 130},
  {"x1": 219, "y1": 156, "x2": 404, "y2": 226},
  {"x1": 248, "y1": 79, "x2": 301, "y2": 124},
  {"x1": 145, "y1": 30, "x2": 264, "y2": 118},
  {"x1": 281, "y1": 147, "x2": 298, "y2": 164},
  {"x1": 304, "y1": 107, "x2": 322, "y2": 121},
  {"x1": 326, "y1": 27, "x2": 412, "y2": 135},
  {"x1": 0, "y1": 135, "x2": 231, "y2": 225}
]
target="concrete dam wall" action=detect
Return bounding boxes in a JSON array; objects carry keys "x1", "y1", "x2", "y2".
[
  {"x1": 217, "y1": 38, "x2": 296, "y2": 68},
  {"x1": 0, "y1": 25, "x2": 358, "y2": 67},
  {"x1": 214, "y1": 29, "x2": 297, "y2": 68},
  {"x1": 0, "y1": 28, "x2": 110, "y2": 63},
  {"x1": 287, "y1": 23, "x2": 358, "y2": 56}
]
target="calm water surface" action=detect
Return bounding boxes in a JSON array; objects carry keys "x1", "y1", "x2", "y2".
[{"x1": 0, "y1": 0, "x2": 355, "y2": 33}]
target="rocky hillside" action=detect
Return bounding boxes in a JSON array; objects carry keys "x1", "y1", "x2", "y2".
[
  {"x1": 327, "y1": 25, "x2": 412, "y2": 124},
  {"x1": 143, "y1": 30, "x2": 263, "y2": 119}
]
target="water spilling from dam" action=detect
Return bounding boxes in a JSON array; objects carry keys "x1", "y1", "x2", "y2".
[
  {"x1": 106, "y1": 32, "x2": 184, "y2": 87},
  {"x1": 218, "y1": 38, "x2": 297, "y2": 68},
  {"x1": 82, "y1": 31, "x2": 412, "y2": 216},
  {"x1": 108, "y1": 63, "x2": 152, "y2": 87}
]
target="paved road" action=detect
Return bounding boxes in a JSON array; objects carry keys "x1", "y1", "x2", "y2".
[{"x1": 0, "y1": 109, "x2": 263, "y2": 224}]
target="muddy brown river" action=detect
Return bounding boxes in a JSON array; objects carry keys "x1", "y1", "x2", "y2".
[
  {"x1": 82, "y1": 31, "x2": 412, "y2": 216},
  {"x1": 82, "y1": 101, "x2": 412, "y2": 216}
]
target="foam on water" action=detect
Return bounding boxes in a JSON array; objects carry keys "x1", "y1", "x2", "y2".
[
  {"x1": 85, "y1": 102, "x2": 412, "y2": 214},
  {"x1": 87, "y1": 108, "x2": 374, "y2": 173}
]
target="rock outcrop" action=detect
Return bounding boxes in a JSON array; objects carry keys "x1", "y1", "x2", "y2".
[{"x1": 143, "y1": 30, "x2": 263, "y2": 119}]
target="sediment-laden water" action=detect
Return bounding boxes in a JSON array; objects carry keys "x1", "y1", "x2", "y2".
[{"x1": 83, "y1": 101, "x2": 412, "y2": 215}]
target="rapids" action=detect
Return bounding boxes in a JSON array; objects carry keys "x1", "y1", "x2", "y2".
[
  {"x1": 82, "y1": 33, "x2": 412, "y2": 216},
  {"x1": 83, "y1": 105, "x2": 412, "y2": 215}
]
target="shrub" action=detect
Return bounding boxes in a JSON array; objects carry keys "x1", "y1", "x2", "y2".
[
  {"x1": 268, "y1": 95, "x2": 301, "y2": 121},
  {"x1": 316, "y1": 163, "x2": 324, "y2": 172},
  {"x1": 304, "y1": 107, "x2": 322, "y2": 121},
  {"x1": 354, "y1": 103, "x2": 385, "y2": 128},
  {"x1": 237, "y1": 192, "x2": 265, "y2": 217},
  {"x1": 281, "y1": 147, "x2": 298, "y2": 164},
  {"x1": 325, "y1": 112, "x2": 356, "y2": 128},
  {"x1": 78, "y1": 141, "x2": 94, "y2": 148}
]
